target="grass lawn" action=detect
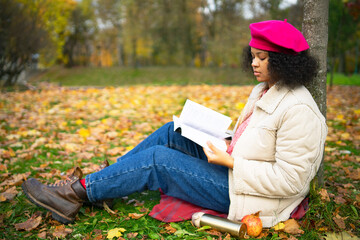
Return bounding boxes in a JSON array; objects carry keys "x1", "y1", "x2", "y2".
[
  {"x1": 327, "y1": 73, "x2": 360, "y2": 86},
  {"x1": 30, "y1": 66, "x2": 360, "y2": 87},
  {"x1": 33, "y1": 66, "x2": 255, "y2": 87},
  {"x1": 1, "y1": 67, "x2": 359, "y2": 239}
]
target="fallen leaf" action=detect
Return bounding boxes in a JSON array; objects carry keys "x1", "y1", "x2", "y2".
[
  {"x1": 139, "y1": 207, "x2": 149, "y2": 213},
  {"x1": 207, "y1": 229, "x2": 222, "y2": 236},
  {"x1": 272, "y1": 222, "x2": 285, "y2": 231},
  {"x1": 163, "y1": 224, "x2": 177, "y2": 234},
  {"x1": 347, "y1": 168, "x2": 360, "y2": 180},
  {"x1": 134, "y1": 200, "x2": 144, "y2": 207},
  {"x1": 319, "y1": 188, "x2": 330, "y2": 202},
  {"x1": 128, "y1": 212, "x2": 146, "y2": 219},
  {"x1": 103, "y1": 201, "x2": 120, "y2": 216},
  {"x1": 0, "y1": 172, "x2": 30, "y2": 187},
  {"x1": 283, "y1": 219, "x2": 304, "y2": 235},
  {"x1": 107, "y1": 147, "x2": 124, "y2": 156},
  {"x1": 343, "y1": 183, "x2": 354, "y2": 189},
  {"x1": 334, "y1": 195, "x2": 347, "y2": 204},
  {"x1": 332, "y1": 215, "x2": 346, "y2": 229},
  {"x1": 52, "y1": 225, "x2": 73, "y2": 238},
  {"x1": 14, "y1": 213, "x2": 42, "y2": 231},
  {"x1": 126, "y1": 232, "x2": 138, "y2": 238},
  {"x1": 288, "y1": 235, "x2": 299, "y2": 240},
  {"x1": 0, "y1": 164, "x2": 7, "y2": 171},
  {"x1": 37, "y1": 231, "x2": 47, "y2": 239},
  {"x1": 224, "y1": 233, "x2": 232, "y2": 239},
  {"x1": 0, "y1": 186, "x2": 18, "y2": 202},
  {"x1": 323, "y1": 231, "x2": 359, "y2": 240},
  {"x1": 78, "y1": 128, "x2": 91, "y2": 138},
  {"x1": 107, "y1": 228, "x2": 126, "y2": 239}
]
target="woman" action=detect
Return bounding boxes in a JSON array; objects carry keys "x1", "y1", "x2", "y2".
[{"x1": 22, "y1": 20, "x2": 327, "y2": 228}]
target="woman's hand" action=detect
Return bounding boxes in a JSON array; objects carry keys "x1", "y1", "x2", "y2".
[{"x1": 203, "y1": 141, "x2": 234, "y2": 169}]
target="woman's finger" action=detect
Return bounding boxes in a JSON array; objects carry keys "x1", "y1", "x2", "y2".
[{"x1": 206, "y1": 141, "x2": 218, "y2": 153}]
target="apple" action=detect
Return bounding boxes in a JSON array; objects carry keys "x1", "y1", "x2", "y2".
[{"x1": 241, "y1": 211, "x2": 263, "y2": 237}]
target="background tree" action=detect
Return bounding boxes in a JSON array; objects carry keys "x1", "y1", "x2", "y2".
[
  {"x1": 96, "y1": 0, "x2": 125, "y2": 66},
  {"x1": 63, "y1": 0, "x2": 96, "y2": 67},
  {"x1": 32, "y1": 0, "x2": 76, "y2": 66},
  {"x1": 328, "y1": 0, "x2": 358, "y2": 88},
  {"x1": 302, "y1": 0, "x2": 329, "y2": 186},
  {"x1": 0, "y1": 0, "x2": 49, "y2": 86},
  {"x1": 0, "y1": 0, "x2": 75, "y2": 86},
  {"x1": 346, "y1": 0, "x2": 360, "y2": 74}
]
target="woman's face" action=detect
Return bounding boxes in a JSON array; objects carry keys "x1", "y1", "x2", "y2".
[{"x1": 250, "y1": 47, "x2": 275, "y2": 88}]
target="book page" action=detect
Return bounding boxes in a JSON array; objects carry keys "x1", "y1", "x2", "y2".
[
  {"x1": 179, "y1": 99, "x2": 232, "y2": 138},
  {"x1": 180, "y1": 123, "x2": 228, "y2": 151}
]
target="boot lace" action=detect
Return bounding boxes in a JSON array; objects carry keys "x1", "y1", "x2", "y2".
[{"x1": 49, "y1": 175, "x2": 77, "y2": 187}]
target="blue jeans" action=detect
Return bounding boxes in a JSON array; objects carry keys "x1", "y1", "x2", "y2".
[{"x1": 85, "y1": 122, "x2": 230, "y2": 213}]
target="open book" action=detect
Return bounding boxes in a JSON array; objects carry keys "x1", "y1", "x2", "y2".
[{"x1": 173, "y1": 99, "x2": 232, "y2": 151}]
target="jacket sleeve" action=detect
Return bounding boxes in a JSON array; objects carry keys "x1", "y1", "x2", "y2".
[{"x1": 232, "y1": 104, "x2": 326, "y2": 198}]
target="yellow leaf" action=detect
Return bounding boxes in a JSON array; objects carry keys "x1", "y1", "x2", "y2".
[
  {"x1": 75, "y1": 119, "x2": 83, "y2": 125},
  {"x1": 125, "y1": 146, "x2": 134, "y2": 151},
  {"x1": 8, "y1": 148, "x2": 16, "y2": 157},
  {"x1": 340, "y1": 132, "x2": 350, "y2": 140},
  {"x1": 0, "y1": 195, "x2": 6, "y2": 202},
  {"x1": 107, "y1": 228, "x2": 126, "y2": 239},
  {"x1": 78, "y1": 128, "x2": 90, "y2": 138},
  {"x1": 235, "y1": 102, "x2": 245, "y2": 110},
  {"x1": 64, "y1": 143, "x2": 80, "y2": 152},
  {"x1": 101, "y1": 118, "x2": 108, "y2": 124},
  {"x1": 272, "y1": 222, "x2": 285, "y2": 231},
  {"x1": 325, "y1": 147, "x2": 336, "y2": 152},
  {"x1": 336, "y1": 114, "x2": 344, "y2": 119},
  {"x1": 109, "y1": 110, "x2": 120, "y2": 116}
]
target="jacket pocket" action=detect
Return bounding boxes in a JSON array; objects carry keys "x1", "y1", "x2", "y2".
[{"x1": 233, "y1": 126, "x2": 276, "y2": 162}]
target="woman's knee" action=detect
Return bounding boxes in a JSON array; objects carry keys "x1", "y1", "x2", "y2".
[
  {"x1": 161, "y1": 122, "x2": 179, "y2": 141},
  {"x1": 163, "y1": 121, "x2": 174, "y2": 133}
]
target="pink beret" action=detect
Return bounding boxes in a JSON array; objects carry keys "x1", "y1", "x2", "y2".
[{"x1": 249, "y1": 19, "x2": 309, "y2": 55}]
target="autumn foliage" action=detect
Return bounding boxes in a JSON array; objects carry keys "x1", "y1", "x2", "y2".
[{"x1": 0, "y1": 84, "x2": 359, "y2": 239}]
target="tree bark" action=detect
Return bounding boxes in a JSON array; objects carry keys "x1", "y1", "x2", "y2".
[{"x1": 302, "y1": 0, "x2": 329, "y2": 187}]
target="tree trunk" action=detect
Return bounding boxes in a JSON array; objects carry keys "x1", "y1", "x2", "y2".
[{"x1": 302, "y1": 0, "x2": 329, "y2": 187}]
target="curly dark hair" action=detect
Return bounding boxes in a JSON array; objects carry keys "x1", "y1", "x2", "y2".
[{"x1": 242, "y1": 46, "x2": 319, "y2": 88}]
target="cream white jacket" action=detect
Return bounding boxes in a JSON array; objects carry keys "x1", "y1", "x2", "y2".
[{"x1": 227, "y1": 83, "x2": 327, "y2": 227}]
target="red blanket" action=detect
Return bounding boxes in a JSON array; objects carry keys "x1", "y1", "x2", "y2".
[
  {"x1": 149, "y1": 191, "x2": 308, "y2": 222},
  {"x1": 149, "y1": 192, "x2": 227, "y2": 222}
]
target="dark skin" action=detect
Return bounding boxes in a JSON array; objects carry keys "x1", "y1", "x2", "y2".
[{"x1": 203, "y1": 47, "x2": 275, "y2": 169}]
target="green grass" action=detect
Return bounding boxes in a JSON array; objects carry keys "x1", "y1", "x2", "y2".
[
  {"x1": 34, "y1": 66, "x2": 255, "y2": 87},
  {"x1": 31, "y1": 66, "x2": 360, "y2": 87},
  {"x1": 327, "y1": 73, "x2": 360, "y2": 86}
]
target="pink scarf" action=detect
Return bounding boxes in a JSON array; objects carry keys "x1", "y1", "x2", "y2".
[{"x1": 227, "y1": 89, "x2": 268, "y2": 155}]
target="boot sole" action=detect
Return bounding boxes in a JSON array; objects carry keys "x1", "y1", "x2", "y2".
[{"x1": 22, "y1": 182, "x2": 74, "y2": 224}]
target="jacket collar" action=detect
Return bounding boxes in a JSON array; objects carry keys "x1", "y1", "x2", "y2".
[{"x1": 255, "y1": 83, "x2": 291, "y2": 114}]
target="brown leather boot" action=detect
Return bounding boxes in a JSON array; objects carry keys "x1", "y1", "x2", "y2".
[
  {"x1": 84, "y1": 159, "x2": 114, "y2": 209},
  {"x1": 22, "y1": 167, "x2": 86, "y2": 224}
]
